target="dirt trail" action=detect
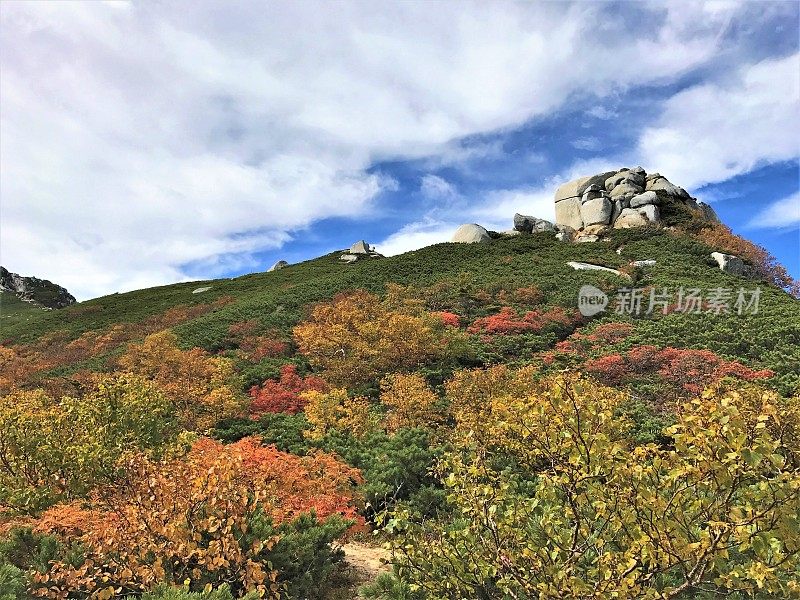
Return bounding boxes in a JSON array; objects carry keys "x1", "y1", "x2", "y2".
[{"x1": 342, "y1": 541, "x2": 391, "y2": 580}]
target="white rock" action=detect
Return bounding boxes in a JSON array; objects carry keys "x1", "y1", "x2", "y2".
[
  {"x1": 629, "y1": 191, "x2": 659, "y2": 208},
  {"x1": 567, "y1": 261, "x2": 623, "y2": 276},
  {"x1": 581, "y1": 184, "x2": 606, "y2": 202},
  {"x1": 581, "y1": 197, "x2": 613, "y2": 226},
  {"x1": 610, "y1": 181, "x2": 644, "y2": 197},
  {"x1": 574, "y1": 235, "x2": 601, "y2": 243},
  {"x1": 451, "y1": 223, "x2": 491, "y2": 244},
  {"x1": 637, "y1": 204, "x2": 661, "y2": 223},
  {"x1": 555, "y1": 196, "x2": 584, "y2": 230},
  {"x1": 646, "y1": 175, "x2": 689, "y2": 198},
  {"x1": 613, "y1": 208, "x2": 649, "y2": 229},
  {"x1": 350, "y1": 240, "x2": 372, "y2": 254},
  {"x1": 631, "y1": 260, "x2": 656, "y2": 267},
  {"x1": 711, "y1": 252, "x2": 746, "y2": 275},
  {"x1": 192, "y1": 286, "x2": 212, "y2": 294},
  {"x1": 340, "y1": 254, "x2": 359, "y2": 263},
  {"x1": 555, "y1": 172, "x2": 616, "y2": 202},
  {"x1": 554, "y1": 224, "x2": 576, "y2": 243},
  {"x1": 605, "y1": 170, "x2": 645, "y2": 191},
  {"x1": 267, "y1": 260, "x2": 289, "y2": 272},
  {"x1": 502, "y1": 229, "x2": 522, "y2": 236}
]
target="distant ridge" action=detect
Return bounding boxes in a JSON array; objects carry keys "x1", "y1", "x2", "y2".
[{"x1": 0, "y1": 266, "x2": 76, "y2": 310}]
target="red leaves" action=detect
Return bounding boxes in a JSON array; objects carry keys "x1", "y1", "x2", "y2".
[
  {"x1": 468, "y1": 306, "x2": 581, "y2": 336},
  {"x1": 433, "y1": 311, "x2": 461, "y2": 328},
  {"x1": 583, "y1": 345, "x2": 773, "y2": 396},
  {"x1": 248, "y1": 365, "x2": 328, "y2": 416}
]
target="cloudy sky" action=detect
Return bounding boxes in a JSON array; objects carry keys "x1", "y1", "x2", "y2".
[{"x1": 1, "y1": 0, "x2": 798, "y2": 300}]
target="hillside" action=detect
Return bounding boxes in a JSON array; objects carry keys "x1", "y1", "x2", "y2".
[
  {"x1": 1, "y1": 221, "x2": 799, "y2": 599},
  {"x1": 3, "y1": 228, "x2": 799, "y2": 391},
  {"x1": 0, "y1": 267, "x2": 76, "y2": 320}
]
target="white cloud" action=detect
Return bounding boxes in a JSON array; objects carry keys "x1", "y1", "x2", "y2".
[
  {"x1": 420, "y1": 175, "x2": 459, "y2": 201},
  {"x1": 0, "y1": 0, "x2": 770, "y2": 298},
  {"x1": 747, "y1": 192, "x2": 800, "y2": 229},
  {"x1": 571, "y1": 137, "x2": 602, "y2": 151},
  {"x1": 377, "y1": 219, "x2": 460, "y2": 257},
  {"x1": 638, "y1": 53, "x2": 800, "y2": 189}
]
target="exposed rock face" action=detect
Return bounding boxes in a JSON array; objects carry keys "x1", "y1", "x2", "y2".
[
  {"x1": 567, "y1": 261, "x2": 623, "y2": 276},
  {"x1": 340, "y1": 241, "x2": 383, "y2": 263},
  {"x1": 513, "y1": 213, "x2": 555, "y2": 233},
  {"x1": 555, "y1": 197, "x2": 585, "y2": 230},
  {"x1": 581, "y1": 197, "x2": 612, "y2": 226},
  {"x1": 0, "y1": 266, "x2": 76, "y2": 309},
  {"x1": 614, "y1": 208, "x2": 649, "y2": 229},
  {"x1": 268, "y1": 260, "x2": 289, "y2": 272},
  {"x1": 350, "y1": 240, "x2": 372, "y2": 254},
  {"x1": 451, "y1": 224, "x2": 491, "y2": 244},
  {"x1": 711, "y1": 252, "x2": 747, "y2": 275},
  {"x1": 548, "y1": 168, "x2": 716, "y2": 240}
]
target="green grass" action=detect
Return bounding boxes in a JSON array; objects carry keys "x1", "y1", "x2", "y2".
[
  {"x1": 3, "y1": 231, "x2": 798, "y2": 392},
  {"x1": 0, "y1": 291, "x2": 48, "y2": 323}
]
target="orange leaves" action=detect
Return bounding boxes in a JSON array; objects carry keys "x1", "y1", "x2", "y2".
[
  {"x1": 33, "y1": 437, "x2": 362, "y2": 597},
  {"x1": 248, "y1": 364, "x2": 328, "y2": 416},
  {"x1": 468, "y1": 306, "x2": 582, "y2": 336},
  {"x1": 293, "y1": 290, "x2": 457, "y2": 387},
  {"x1": 119, "y1": 330, "x2": 243, "y2": 431}
]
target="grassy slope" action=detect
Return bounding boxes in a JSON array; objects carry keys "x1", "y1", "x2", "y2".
[
  {"x1": 3, "y1": 230, "x2": 799, "y2": 391},
  {"x1": 0, "y1": 290, "x2": 48, "y2": 322}
]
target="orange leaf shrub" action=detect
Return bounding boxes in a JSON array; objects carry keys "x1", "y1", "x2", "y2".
[
  {"x1": 118, "y1": 330, "x2": 243, "y2": 431},
  {"x1": 695, "y1": 223, "x2": 799, "y2": 296},
  {"x1": 294, "y1": 290, "x2": 463, "y2": 387},
  {"x1": 32, "y1": 437, "x2": 362, "y2": 598},
  {"x1": 468, "y1": 306, "x2": 582, "y2": 336},
  {"x1": 248, "y1": 364, "x2": 328, "y2": 416}
]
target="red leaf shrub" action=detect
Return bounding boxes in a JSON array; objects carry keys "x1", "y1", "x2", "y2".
[
  {"x1": 468, "y1": 306, "x2": 581, "y2": 336},
  {"x1": 249, "y1": 365, "x2": 328, "y2": 416},
  {"x1": 584, "y1": 345, "x2": 773, "y2": 396},
  {"x1": 433, "y1": 311, "x2": 461, "y2": 328}
]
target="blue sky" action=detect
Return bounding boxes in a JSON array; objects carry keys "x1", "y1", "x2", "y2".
[{"x1": 1, "y1": 0, "x2": 798, "y2": 299}]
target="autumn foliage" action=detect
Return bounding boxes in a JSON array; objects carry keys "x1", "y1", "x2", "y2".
[
  {"x1": 583, "y1": 345, "x2": 774, "y2": 398},
  {"x1": 303, "y1": 388, "x2": 376, "y2": 440},
  {"x1": 695, "y1": 223, "x2": 800, "y2": 296},
  {"x1": 119, "y1": 331, "x2": 243, "y2": 431},
  {"x1": 293, "y1": 290, "x2": 462, "y2": 387},
  {"x1": 31, "y1": 437, "x2": 362, "y2": 598},
  {"x1": 467, "y1": 306, "x2": 582, "y2": 336},
  {"x1": 248, "y1": 364, "x2": 328, "y2": 416},
  {"x1": 389, "y1": 376, "x2": 800, "y2": 598},
  {"x1": 0, "y1": 375, "x2": 177, "y2": 513},
  {"x1": 380, "y1": 373, "x2": 440, "y2": 432}
]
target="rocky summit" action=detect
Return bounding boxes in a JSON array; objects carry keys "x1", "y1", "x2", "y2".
[
  {"x1": 551, "y1": 167, "x2": 718, "y2": 242},
  {"x1": 0, "y1": 266, "x2": 76, "y2": 309}
]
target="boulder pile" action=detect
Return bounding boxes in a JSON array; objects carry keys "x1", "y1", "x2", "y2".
[
  {"x1": 550, "y1": 167, "x2": 718, "y2": 242},
  {"x1": 339, "y1": 240, "x2": 383, "y2": 263}
]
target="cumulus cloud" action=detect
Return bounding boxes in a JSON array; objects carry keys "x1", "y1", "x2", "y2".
[
  {"x1": 638, "y1": 52, "x2": 800, "y2": 189},
  {"x1": 747, "y1": 192, "x2": 800, "y2": 229},
  {"x1": 0, "y1": 0, "x2": 770, "y2": 298}
]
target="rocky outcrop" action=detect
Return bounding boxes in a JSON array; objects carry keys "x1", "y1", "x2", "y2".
[
  {"x1": 549, "y1": 168, "x2": 717, "y2": 240},
  {"x1": 451, "y1": 224, "x2": 491, "y2": 244},
  {"x1": 711, "y1": 252, "x2": 747, "y2": 275},
  {"x1": 513, "y1": 213, "x2": 555, "y2": 233},
  {"x1": 267, "y1": 260, "x2": 289, "y2": 272},
  {"x1": 339, "y1": 241, "x2": 383, "y2": 263},
  {"x1": 0, "y1": 266, "x2": 76, "y2": 309}
]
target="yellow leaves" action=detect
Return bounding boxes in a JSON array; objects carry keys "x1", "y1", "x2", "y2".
[
  {"x1": 380, "y1": 372, "x2": 440, "y2": 432},
  {"x1": 293, "y1": 290, "x2": 461, "y2": 387},
  {"x1": 303, "y1": 388, "x2": 376, "y2": 439}
]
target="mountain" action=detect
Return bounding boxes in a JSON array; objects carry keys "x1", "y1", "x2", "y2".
[
  {"x1": 0, "y1": 266, "x2": 76, "y2": 316},
  {"x1": 1, "y1": 172, "x2": 799, "y2": 598}
]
